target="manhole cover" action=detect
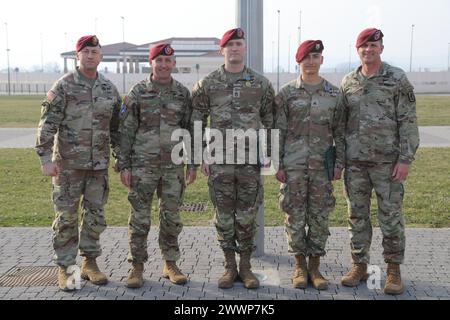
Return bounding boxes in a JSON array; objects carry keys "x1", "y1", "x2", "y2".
[
  {"x1": 179, "y1": 202, "x2": 208, "y2": 213},
  {"x1": 0, "y1": 266, "x2": 58, "y2": 287}
]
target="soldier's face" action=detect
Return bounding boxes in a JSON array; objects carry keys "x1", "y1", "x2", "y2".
[
  {"x1": 299, "y1": 53, "x2": 323, "y2": 76},
  {"x1": 358, "y1": 41, "x2": 384, "y2": 65},
  {"x1": 76, "y1": 46, "x2": 102, "y2": 71},
  {"x1": 220, "y1": 39, "x2": 246, "y2": 64},
  {"x1": 151, "y1": 55, "x2": 176, "y2": 82}
]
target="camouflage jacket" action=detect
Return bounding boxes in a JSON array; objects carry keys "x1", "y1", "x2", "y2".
[
  {"x1": 338, "y1": 63, "x2": 420, "y2": 164},
  {"x1": 35, "y1": 68, "x2": 121, "y2": 170},
  {"x1": 275, "y1": 77, "x2": 344, "y2": 171},
  {"x1": 190, "y1": 65, "x2": 275, "y2": 166},
  {"x1": 118, "y1": 76, "x2": 191, "y2": 170}
]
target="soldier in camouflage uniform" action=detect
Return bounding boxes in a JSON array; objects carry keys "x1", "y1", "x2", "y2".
[
  {"x1": 35, "y1": 35, "x2": 121, "y2": 291},
  {"x1": 275, "y1": 40, "x2": 344, "y2": 290},
  {"x1": 338, "y1": 29, "x2": 420, "y2": 295},
  {"x1": 118, "y1": 44, "x2": 195, "y2": 288},
  {"x1": 190, "y1": 28, "x2": 275, "y2": 289}
]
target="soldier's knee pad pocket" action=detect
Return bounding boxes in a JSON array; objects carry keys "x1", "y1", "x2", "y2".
[
  {"x1": 52, "y1": 184, "x2": 61, "y2": 203},
  {"x1": 177, "y1": 174, "x2": 186, "y2": 207},
  {"x1": 101, "y1": 175, "x2": 109, "y2": 205},
  {"x1": 252, "y1": 180, "x2": 261, "y2": 208},
  {"x1": 279, "y1": 183, "x2": 290, "y2": 212},
  {"x1": 208, "y1": 177, "x2": 218, "y2": 207},
  {"x1": 325, "y1": 184, "x2": 336, "y2": 209},
  {"x1": 389, "y1": 182, "x2": 404, "y2": 202}
]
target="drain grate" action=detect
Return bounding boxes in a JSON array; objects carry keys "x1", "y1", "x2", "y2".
[
  {"x1": 179, "y1": 202, "x2": 208, "y2": 213},
  {"x1": 0, "y1": 266, "x2": 58, "y2": 287}
]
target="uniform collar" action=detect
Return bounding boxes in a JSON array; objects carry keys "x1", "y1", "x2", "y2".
[
  {"x1": 355, "y1": 62, "x2": 389, "y2": 80},
  {"x1": 295, "y1": 76, "x2": 330, "y2": 92},
  {"x1": 74, "y1": 67, "x2": 101, "y2": 87},
  {"x1": 147, "y1": 74, "x2": 177, "y2": 91},
  {"x1": 218, "y1": 64, "x2": 253, "y2": 82}
]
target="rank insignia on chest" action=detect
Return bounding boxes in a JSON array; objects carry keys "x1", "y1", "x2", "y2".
[{"x1": 233, "y1": 87, "x2": 241, "y2": 98}]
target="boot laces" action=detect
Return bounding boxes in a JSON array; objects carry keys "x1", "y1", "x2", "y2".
[
  {"x1": 349, "y1": 264, "x2": 364, "y2": 277},
  {"x1": 167, "y1": 263, "x2": 182, "y2": 275},
  {"x1": 387, "y1": 267, "x2": 401, "y2": 282},
  {"x1": 294, "y1": 267, "x2": 307, "y2": 278}
]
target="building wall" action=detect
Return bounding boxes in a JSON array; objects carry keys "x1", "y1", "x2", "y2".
[{"x1": 1, "y1": 71, "x2": 449, "y2": 94}]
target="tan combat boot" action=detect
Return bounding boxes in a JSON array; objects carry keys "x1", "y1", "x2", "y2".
[
  {"x1": 308, "y1": 256, "x2": 329, "y2": 290},
  {"x1": 384, "y1": 263, "x2": 404, "y2": 295},
  {"x1": 58, "y1": 266, "x2": 76, "y2": 292},
  {"x1": 126, "y1": 262, "x2": 144, "y2": 288},
  {"x1": 163, "y1": 261, "x2": 188, "y2": 285},
  {"x1": 238, "y1": 251, "x2": 260, "y2": 289},
  {"x1": 341, "y1": 263, "x2": 369, "y2": 287},
  {"x1": 218, "y1": 249, "x2": 238, "y2": 289},
  {"x1": 292, "y1": 255, "x2": 308, "y2": 289},
  {"x1": 80, "y1": 257, "x2": 108, "y2": 285}
]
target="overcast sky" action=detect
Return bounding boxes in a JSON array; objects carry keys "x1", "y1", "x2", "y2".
[{"x1": 1, "y1": 0, "x2": 449, "y2": 72}]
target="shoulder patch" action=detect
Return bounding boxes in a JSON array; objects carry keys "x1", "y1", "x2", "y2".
[{"x1": 46, "y1": 90, "x2": 56, "y2": 102}]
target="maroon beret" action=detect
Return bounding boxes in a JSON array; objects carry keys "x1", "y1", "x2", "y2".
[
  {"x1": 76, "y1": 35, "x2": 100, "y2": 52},
  {"x1": 295, "y1": 40, "x2": 324, "y2": 63},
  {"x1": 220, "y1": 28, "x2": 245, "y2": 47},
  {"x1": 356, "y1": 28, "x2": 384, "y2": 48},
  {"x1": 149, "y1": 43, "x2": 175, "y2": 61}
]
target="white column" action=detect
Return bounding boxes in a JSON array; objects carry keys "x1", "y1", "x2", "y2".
[
  {"x1": 135, "y1": 61, "x2": 140, "y2": 73},
  {"x1": 237, "y1": 0, "x2": 265, "y2": 257},
  {"x1": 129, "y1": 60, "x2": 134, "y2": 73},
  {"x1": 116, "y1": 59, "x2": 121, "y2": 73}
]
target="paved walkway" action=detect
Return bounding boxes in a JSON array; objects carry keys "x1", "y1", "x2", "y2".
[
  {"x1": 0, "y1": 227, "x2": 448, "y2": 300},
  {"x1": 419, "y1": 127, "x2": 450, "y2": 147},
  {"x1": 1, "y1": 127, "x2": 450, "y2": 149}
]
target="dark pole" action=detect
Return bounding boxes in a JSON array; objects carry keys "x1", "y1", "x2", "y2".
[
  {"x1": 447, "y1": 42, "x2": 450, "y2": 72},
  {"x1": 348, "y1": 44, "x2": 352, "y2": 72},
  {"x1": 288, "y1": 35, "x2": 290, "y2": 73},
  {"x1": 5, "y1": 23, "x2": 11, "y2": 96},
  {"x1": 277, "y1": 10, "x2": 280, "y2": 93},
  {"x1": 121, "y1": 16, "x2": 126, "y2": 94},
  {"x1": 410, "y1": 24, "x2": 415, "y2": 72}
]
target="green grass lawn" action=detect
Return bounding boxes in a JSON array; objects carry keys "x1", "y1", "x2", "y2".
[
  {"x1": 0, "y1": 95, "x2": 44, "y2": 128},
  {"x1": 0, "y1": 95, "x2": 449, "y2": 127},
  {"x1": 416, "y1": 96, "x2": 450, "y2": 126},
  {"x1": 0, "y1": 148, "x2": 448, "y2": 228}
]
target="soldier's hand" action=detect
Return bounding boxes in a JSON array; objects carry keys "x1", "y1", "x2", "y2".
[
  {"x1": 392, "y1": 163, "x2": 410, "y2": 182},
  {"x1": 201, "y1": 163, "x2": 210, "y2": 177},
  {"x1": 333, "y1": 168, "x2": 343, "y2": 181},
  {"x1": 186, "y1": 169, "x2": 197, "y2": 185},
  {"x1": 120, "y1": 170, "x2": 132, "y2": 189},
  {"x1": 276, "y1": 170, "x2": 287, "y2": 183},
  {"x1": 42, "y1": 162, "x2": 59, "y2": 177}
]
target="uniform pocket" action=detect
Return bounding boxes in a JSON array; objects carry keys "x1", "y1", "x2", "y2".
[
  {"x1": 208, "y1": 176, "x2": 218, "y2": 208},
  {"x1": 177, "y1": 172, "x2": 186, "y2": 207},
  {"x1": 101, "y1": 174, "x2": 110, "y2": 206},
  {"x1": 279, "y1": 183, "x2": 290, "y2": 212},
  {"x1": 389, "y1": 181, "x2": 404, "y2": 203}
]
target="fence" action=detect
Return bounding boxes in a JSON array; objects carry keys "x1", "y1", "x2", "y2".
[{"x1": 1, "y1": 71, "x2": 450, "y2": 95}]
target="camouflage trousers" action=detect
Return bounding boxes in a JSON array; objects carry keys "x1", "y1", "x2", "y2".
[
  {"x1": 127, "y1": 166, "x2": 185, "y2": 263},
  {"x1": 344, "y1": 162, "x2": 406, "y2": 264},
  {"x1": 51, "y1": 169, "x2": 109, "y2": 267},
  {"x1": 279, "y1": 168, "x2": 335, "y2": 257},
  {"x1": 208, "y1": 164, "x2": 261, "y2": 253}
]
